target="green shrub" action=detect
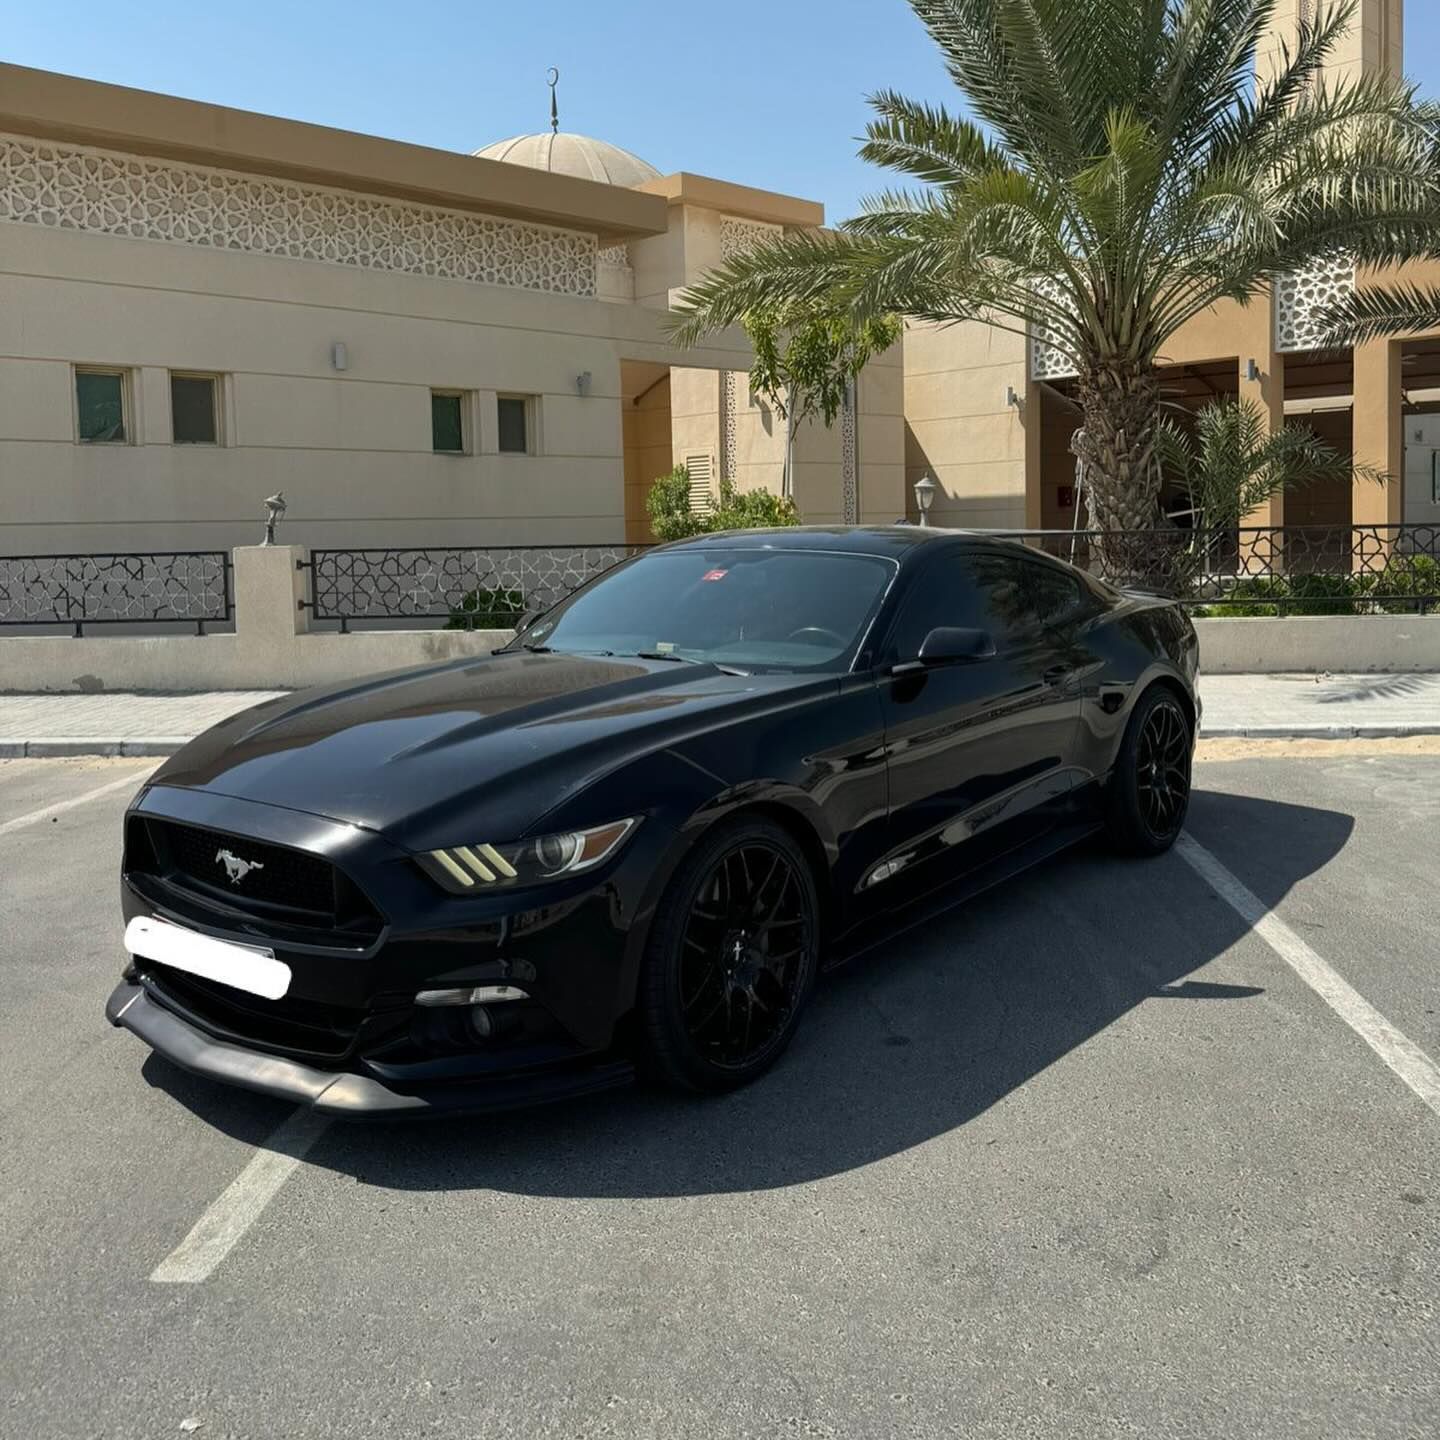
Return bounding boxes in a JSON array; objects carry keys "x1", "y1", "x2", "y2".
[
  {"x1": 1363, "y1": 554, "x2": 1440, "y2": 613},
  {"x1": 645, "y1": 465, "x2": 801, "y2": 542},
  {"x1": 1284, "y1": 572, "x2": 1360, "y2": 616},
  {"x1": 445, "y1": 585, "x2": 525, "y2": 630}
]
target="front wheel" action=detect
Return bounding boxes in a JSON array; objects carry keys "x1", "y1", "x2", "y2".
[
  {"x1": 638, "y1": 817, "x2": 820, "y2": 1093},
  {"x1": 1104, "y1": 686, "x2": 1193, "y2": 856}
]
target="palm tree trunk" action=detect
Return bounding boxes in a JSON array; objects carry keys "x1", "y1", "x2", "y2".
[{"x1": 1071, "y1": 364, "x2": 1163, "y2": 532}]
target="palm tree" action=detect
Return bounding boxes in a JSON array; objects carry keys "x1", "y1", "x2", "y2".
[
  {"x1": 1158, "y1": 397, "x2": 1383, "y2": 536},
  {"x1": 668, "y1": 0, "x2": 1440, "y2": 532}
]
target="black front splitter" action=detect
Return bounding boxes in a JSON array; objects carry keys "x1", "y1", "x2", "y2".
[{"x1": 105, "y1": 982, "x2": 633, "y2": 1119}]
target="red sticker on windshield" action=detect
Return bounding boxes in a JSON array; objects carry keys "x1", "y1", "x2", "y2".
[{"x1": 702, "y1": 568, "x2": 728, "y2": 582}]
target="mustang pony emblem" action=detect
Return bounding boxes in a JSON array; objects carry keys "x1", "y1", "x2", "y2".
[{"x1": 215, "y1": 848, "x2": 265, "y2": 885}]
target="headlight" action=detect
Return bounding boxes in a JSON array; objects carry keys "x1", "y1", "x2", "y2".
[{"x1": 418, "y1": 818, "x2": 640, "y2": 893}]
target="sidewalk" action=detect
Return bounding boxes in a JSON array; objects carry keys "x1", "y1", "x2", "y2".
[{"x1": 1, "y1": 674, "x2": 1438, "y2": 757}]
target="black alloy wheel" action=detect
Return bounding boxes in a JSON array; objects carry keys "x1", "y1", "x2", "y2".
[
  {"x1": 639, "y1": 818, "x2": 819, "y2": 1092},
  {"x1": 1104, "y1": 685, "x2": 1193, "y2": 855},
  {"x1": 1136, "y1": 694, "x2": 1191, "y2": 837}
]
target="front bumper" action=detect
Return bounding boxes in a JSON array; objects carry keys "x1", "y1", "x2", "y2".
[{"x1": 106, "y1": 981, "x2": 632, "y2": 1117}]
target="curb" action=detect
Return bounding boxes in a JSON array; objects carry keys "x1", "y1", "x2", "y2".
[
  {"x1": 5, "y1": 725, "x2": 1440, "y2": 759},
  {"x1": 1199, "y1": 723, "x2": 1440, "y2": 740},
  {"x1": 0, "y1": 737, "x2": 191, "y2": 758}
]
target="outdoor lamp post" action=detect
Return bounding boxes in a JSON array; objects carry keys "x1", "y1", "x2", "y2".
[
  {"x1": 913, "y1": 473, "x2": 936, "y2": 527},
  {"x1": 262, "y1": 491, "x2": 287, "y2": 546}
]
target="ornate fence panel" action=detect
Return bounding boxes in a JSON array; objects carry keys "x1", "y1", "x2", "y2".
[
  {"x1": 303, "y1": 545, "x2": 649, "y2": 630},
  {"x1": 987, "y1": 525, "x2": 1440, "y2": 614},
  {"x1": 0, "y1": 552, "x2": 232, "y2": 634}
]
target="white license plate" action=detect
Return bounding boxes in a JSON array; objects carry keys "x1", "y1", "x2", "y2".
[{"x1": 125, "y1": 916, "x2": 292, "y2": 1000}]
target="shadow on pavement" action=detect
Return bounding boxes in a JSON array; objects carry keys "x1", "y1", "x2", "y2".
[
  {"x1": 148, "y1": 786, "x2": 1353, "y2": 1198},
  {"x1": 1313, "y1": 673, "x2": 1440, "y2": 705}
]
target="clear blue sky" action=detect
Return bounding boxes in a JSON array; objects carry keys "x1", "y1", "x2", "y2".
[{"x1": 5, "y1": 0, "x2": 1438, "y2": 224}]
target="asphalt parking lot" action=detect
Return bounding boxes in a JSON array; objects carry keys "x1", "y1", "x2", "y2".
[{"x1": 3, "y1": 746, "x2": 1438, "y2": 1440}]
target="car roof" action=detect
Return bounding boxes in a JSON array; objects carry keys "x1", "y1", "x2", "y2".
[{"x1": 654, "y1": 525, "x2": 1015, "y2": 562}]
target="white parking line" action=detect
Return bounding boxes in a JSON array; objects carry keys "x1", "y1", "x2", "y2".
[
  {"x1": 1176, "y1": 833, "x2": 1440, "y2": 1121},
  {"x1": 150, "y1": 1109, "x2": 332, "y2": 1283},
  {"x1": 0, "y1": 765, "x2": 157, "y2": 837}
]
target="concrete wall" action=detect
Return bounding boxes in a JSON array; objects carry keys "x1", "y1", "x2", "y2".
[
  {"x1": 5, "y1": 544, "x2": 1436, "y2": 694},
  {"x1": 1, "y1": 546, "x2": 511, "y2": 693},
  {"x1": 1194, "y1": 616, "x2": 1440, "y2": 674}
]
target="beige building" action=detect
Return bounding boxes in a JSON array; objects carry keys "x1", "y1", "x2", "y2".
[
  {"x1": 1, "y1": 0, "x2": 1433, "y2": 565},
  {"x1": 0, "y1": 65, "x2": 904, "y2": 556},
  {"x1": 904, "y1": 0, "x2": 1439, "y2": 540}
]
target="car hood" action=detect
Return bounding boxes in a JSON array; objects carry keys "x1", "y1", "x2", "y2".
[{"x1": 150, "y1": 652, "x2": 823, "y2": 846}]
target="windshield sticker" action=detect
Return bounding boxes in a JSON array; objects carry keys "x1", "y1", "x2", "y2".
[
  {"x1": 654, "y1": 641, "x2": 676, "y2": 653},
  {"x1": 702, "y1": 569, "x2": 728, "y2": 582}
]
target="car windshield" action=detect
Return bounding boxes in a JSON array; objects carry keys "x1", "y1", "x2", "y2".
[{"x1": 514, "y1": 548, "x2": 896, "y2": 671}]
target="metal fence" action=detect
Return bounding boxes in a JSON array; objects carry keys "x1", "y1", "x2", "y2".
[
  {"x1": 988, "y1": 524, "x2": 1440, "y2": 614},
  {"x1": 302, "y1": 545, "x2": 649, "y2": 631},
  {"x1": 0, "y1": 552, "x2": 233, "y2": 635}
]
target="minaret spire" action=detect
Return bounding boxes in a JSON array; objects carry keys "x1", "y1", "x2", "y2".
[{"x1": 547, "y1": 67, "x2": 560, "y2": 134}]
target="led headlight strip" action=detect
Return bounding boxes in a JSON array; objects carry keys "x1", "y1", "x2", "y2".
[{"x1": 420, "y1": 818, "x2": 638, "y2": 893}]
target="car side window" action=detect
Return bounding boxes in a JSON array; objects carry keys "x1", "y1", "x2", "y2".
[
  {"x1": 887, "y1": 552, "x2": 1086, "y2": 662},
  {"x1": 971, "y1": 554, "x2": 1085, "y2": 636},
  {"x1": 886, "y1": 555, "x2": 996, "y2": 661}
]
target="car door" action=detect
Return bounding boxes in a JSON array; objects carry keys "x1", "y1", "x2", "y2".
[{"x1": 867, "y1": 545, "x2": 1084, "y2": 901}]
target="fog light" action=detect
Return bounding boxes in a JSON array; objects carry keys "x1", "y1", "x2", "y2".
[
  {"x1": 415, "y1": 984, "x2": 529, "y2": 1007},
  {"x1": 468, "y1": 1005, "x2": 493, "y2": 1041}
]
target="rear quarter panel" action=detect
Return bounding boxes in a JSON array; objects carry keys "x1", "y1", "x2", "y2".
[{"x1": 1072, "y1": 598, "x2": 1199, "y2": 781}]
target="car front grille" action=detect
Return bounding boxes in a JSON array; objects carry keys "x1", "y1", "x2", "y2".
[
  {"x1": 141, "y1": 962, "x2": 369, "y2": 1060},
  {"x1": 159, "y1": 821, "x2": 336, "y2": 912},
  {"x1": 127, "y1": 817, "x2": 382, "y2": 941}
]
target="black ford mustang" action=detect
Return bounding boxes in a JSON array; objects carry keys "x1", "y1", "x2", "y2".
[{"x1": 108, "y1": 527, "x2": 1199, "y2": 1115}]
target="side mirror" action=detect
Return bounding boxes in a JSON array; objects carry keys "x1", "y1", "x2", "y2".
[{"x1": 917, "y1": 626, "x2": 997, "y2": 665}]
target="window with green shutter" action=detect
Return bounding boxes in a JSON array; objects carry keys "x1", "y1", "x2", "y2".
[
  {"x1": 76, "y1": 369, "x2": 127, "y2": 443},
  {"x1": 432, "y1": 391, "x2": 465, "y2": 453}
]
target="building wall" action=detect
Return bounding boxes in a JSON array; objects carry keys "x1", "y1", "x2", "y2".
[
  {"x1": 903, "y1": 318, "x2": 1028, "y2": 529},
  {"x1": 0, "y1": 208, "x2": 764, "y2": 554},
  {"x1": 621, "y1": 373, "x2": 672, "y2": 543}
]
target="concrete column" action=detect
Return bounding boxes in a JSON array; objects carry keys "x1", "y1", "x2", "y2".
[
  {"x1": 233, "y1": 543, "x2": 309, "y2": 643},
  {"x1": 1023, "y1": 377, "x2": 1044, "y2": 529},
  {"x1": 1352, "y1": 338, "x2": 1405, "y2": 532},
  {"x1": 1238, "y1": 332, "x2": 1286, "y2": 528}
]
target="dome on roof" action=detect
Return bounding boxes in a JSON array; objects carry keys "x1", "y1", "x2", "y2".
[{"x1": 472, "y1": 132, "x2": 662, "y2": 188}]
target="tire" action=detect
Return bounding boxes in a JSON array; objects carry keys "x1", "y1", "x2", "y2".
[
  {"x1": 638, "y1": 816, "x2": 820, "y2": 1093},
  {"x1": 1104, "y1": 685, "x2": 1193, "y2": 856}
]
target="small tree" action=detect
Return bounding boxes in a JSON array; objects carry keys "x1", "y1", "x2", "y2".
[
  {"x1": 645, "y1": 465, "x2": 800, "y2": 542},
  {"x1": 1157, "y1": 399, "x2": 1384, "y2": 537},
  {"x1": 743, "y1": 305, "x2": 901, "y2": 497}
]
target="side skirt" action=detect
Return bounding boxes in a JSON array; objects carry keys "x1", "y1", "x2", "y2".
[{"x1": 824, "y1": 814, "x2": 1104, "y2": 972}]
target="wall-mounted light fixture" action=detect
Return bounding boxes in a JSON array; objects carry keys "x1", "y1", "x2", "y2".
[
  {"x1": 331, "y1": 342, "x2": 349, "y2": 372},
  {"x1": 1245, "y1": 358, "x2": 1260, "y2": 382},
  {"x1": 575, "y1": 371, "x2": 592, "y2": 397},
  {"x1": 1005, "y1": 384, "x2": 1024, "y2": 410}
]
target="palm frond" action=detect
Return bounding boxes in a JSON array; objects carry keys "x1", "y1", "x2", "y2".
[
  {"x1": 860, "y1": 92, "x2": 1009, "y2": 186},
  {"x1": 1315, "y1": 284, "x2": 1440, "y2": 345}
]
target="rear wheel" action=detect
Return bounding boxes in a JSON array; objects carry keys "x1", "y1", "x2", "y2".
[
  {"x1": 638, "y1": 817, "x2": 819, "y2": 1093},
  {"x1": 1104, "y1": 686, "x2": 1193, "y2": 855}
]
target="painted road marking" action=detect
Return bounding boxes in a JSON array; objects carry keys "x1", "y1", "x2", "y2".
[
  {"x1": 150, "y1": 1109, "x2": 333, "y2": 1283},
  {"x1": 0, "y1": 765, "x2": 157, "y2": 837},
  {"x1": 1177, "y1": 832, "x2": 1440, "y2": 1121}
]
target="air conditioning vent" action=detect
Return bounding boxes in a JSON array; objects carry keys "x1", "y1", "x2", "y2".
[{"x1": 682, "y1": 452, "x2": 715, "y2": 514}]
